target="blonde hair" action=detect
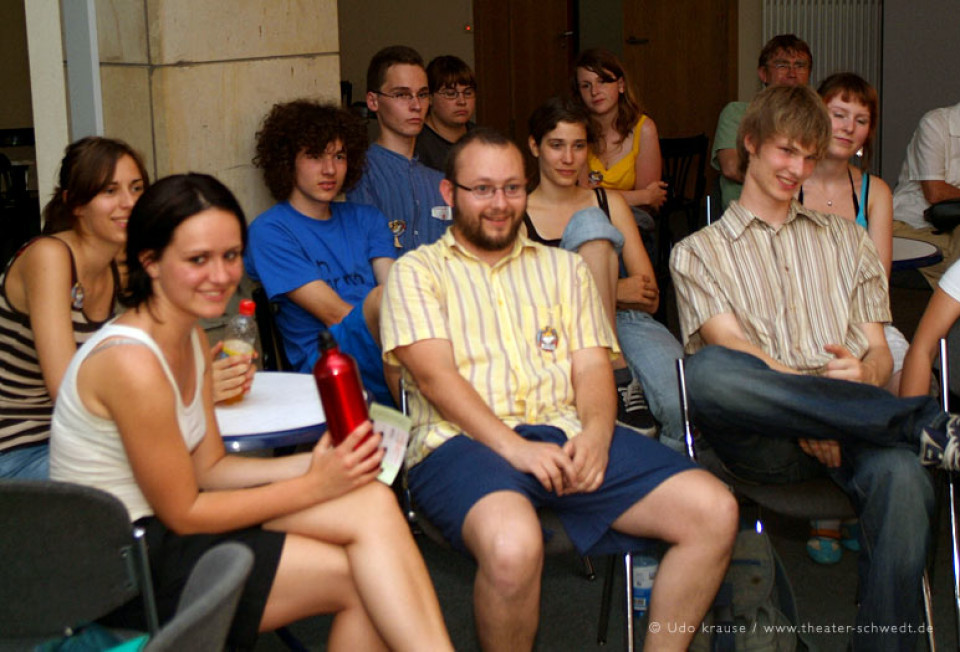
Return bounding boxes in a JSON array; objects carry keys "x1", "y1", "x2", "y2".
[{"x1": 736, "y1": 85, "x2": 831, "y2": 176}]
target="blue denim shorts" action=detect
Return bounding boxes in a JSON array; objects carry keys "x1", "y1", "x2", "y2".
[
  {"x1": 0, "y1": 443, "x2": 50, "y2": 480},
  {"x1": 407, "y1": 424, "x2": 695, "y2": 556},
  {"x1": 560, "y1": 206, "x2": 624, "y2": 254}
]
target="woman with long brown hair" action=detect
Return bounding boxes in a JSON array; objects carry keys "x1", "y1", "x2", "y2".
[{"x1": 572, "y1": 48, "x2": 667, "y2": 232}]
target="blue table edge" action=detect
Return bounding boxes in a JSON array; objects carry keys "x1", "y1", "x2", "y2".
[
  {"x1": 222, "y1": 422, "x2": 327, "y2": 453},
  {"x1": 892, "y1": 238, "x2": 943, "y2": 272}
]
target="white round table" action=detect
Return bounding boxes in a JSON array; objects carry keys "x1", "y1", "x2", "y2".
[
  {"x1": 214, "y1": 371, "x2": 326, "y2": 452},
  {"x1": 892, "y1": 236, "x2": 943, "y2": 271}
]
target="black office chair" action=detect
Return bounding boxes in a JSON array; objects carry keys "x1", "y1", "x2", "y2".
[
  {"x1": 655, "y1": 135, "x2": 708, "y2": 324},
  {"x1": 143, "y1": 542, "x2": 253, "y2": 652},
  {"x1": 676, "y1": 358, "x2": 937, "y2": 650},
  {"x1": 251, "y1": 284, "x2": 290, "y2": 372},
  {"x1": 660, "y1": 135, "x2": 709, "y2": 232},
  {"x1": 0, "y1": 480, "x2": 160, "y2": 647}
]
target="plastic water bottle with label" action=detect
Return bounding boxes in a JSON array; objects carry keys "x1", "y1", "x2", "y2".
[
  {"x1": 219, "y1": 299, "x2": 257, "y2": 404},
  {"x1": 632, "y1": 553, "x2": 659, "y2": 620}
]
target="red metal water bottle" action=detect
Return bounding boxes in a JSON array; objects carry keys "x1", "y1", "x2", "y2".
[{"x1": 312, "y1": 330, "x2": 369, "y2": 445}]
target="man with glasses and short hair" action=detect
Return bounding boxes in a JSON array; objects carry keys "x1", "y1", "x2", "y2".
[
  {"x1": 347, "y1": 45, "x2": 450, "y2": 252},
  {"x1": 415, "y1": 55, "x2": 477, "y2": 172},
  {"x1": 381, "y1": 127, "x2": 738, "y2": 651},
  {"x1": 712, "y1": 34, "x2": 813, "y2": 210}
]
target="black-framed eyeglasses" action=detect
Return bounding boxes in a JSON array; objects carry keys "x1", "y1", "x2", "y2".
[
  {"x1": 435, "y1": 87, "x2": 476, "y2": 100},
  {"x1": 453, "y1": 181, "x2": 526, "y2": 200},
  {"x1": 375, "y1": 90, "x2": 431, "y2": 104}
]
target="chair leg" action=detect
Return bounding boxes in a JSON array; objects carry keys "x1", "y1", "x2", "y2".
[
  {"x1": 624, "y1": 551, "x2": 634, "y2": 652},
  {"x1": 597, "y1": 555, "x2": 617, "y2": 645},
  {"x1": 582, "y1": 555, "x2": 597, "y2": 581},
  {"x1": 950, "y1": 473, "x2": 960, "y2": 646},
  {"x1": 275, "y1": 626, "x2": 310, "y2": 651},
  {"x1": 923, "y1": 569, "x2": 937, "y2": 651},
  {"x1": 132, "y1": 526, "x2": 160, "y2": 635}
]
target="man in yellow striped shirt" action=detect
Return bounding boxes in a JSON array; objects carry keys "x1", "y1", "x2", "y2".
[
  {"x1": 382, "y1": 128, "x2": 737, "y2": 650},
  {"x1": 672, "y1": 85, "x2": 956, "y2": 651}
]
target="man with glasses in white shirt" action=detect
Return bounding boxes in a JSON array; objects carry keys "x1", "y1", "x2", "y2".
[
  {"x1": 415, "y1": 55, "x2": 477, "y2": 172},
  {"x1": 712, "y1": 34, "x2": 813, "y2": 210},
  {"x1": 348, "y1": 45, "x2": 451, "y2": 252}
]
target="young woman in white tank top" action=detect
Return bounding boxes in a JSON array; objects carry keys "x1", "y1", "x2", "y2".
[{"x1": 50, "y1": 173, "x2": 452, "y2": 650}]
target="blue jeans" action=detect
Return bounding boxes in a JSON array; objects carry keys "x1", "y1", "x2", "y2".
[
  {"x1": 559, "y1": 209, "x2": 684, "y2": 447},
  {"x1": 560, "y1": 206, "x2": 624, "y2": 253},
  {"x1": 616, "y1": 309, "x2": 684, "y2": 450},
  {"x1": 686, "y1": 346, "x2": 939, "y2": 652},
  {"x1": 0, "y1": 443, "x2": 50, "y2": 479}
]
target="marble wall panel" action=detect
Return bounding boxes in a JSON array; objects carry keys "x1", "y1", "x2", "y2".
[
  {"x1": 96, "y1": 0, "x2": 148, "y2": 64},
  {"x1": 100, "y1": 64, "x2": 155, "y2": 175},
  {"x1": 148, "y1": 0, "x2": 338, "y2": 64},
  {"x1": 151, "y1": 54, "x2": 340, "y2": 219}
]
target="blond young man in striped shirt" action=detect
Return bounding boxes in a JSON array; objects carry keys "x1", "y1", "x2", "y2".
[
  {"x1": 671, "y1": 85, "x2": 960, "y2": 651},
  {"x1": 381, "y1": 128, "x2": 738, "y2": 651}
]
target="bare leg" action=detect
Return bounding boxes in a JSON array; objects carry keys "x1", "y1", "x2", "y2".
[
  {"x1": 265, "y1": 481, "x2": 453, "y2": 652},
  {"x1": 577, "y1": 239, "x2": 628, "y2": 369},
  {"x1": 461, "y1": 491, "x2": 544, "y2": 651},
  {"x1": 260, "y1": 534, "x2": 387, "y2": 652},
  {"x1": 611, "y1": 470, "x2": 738, "y2": 651}
]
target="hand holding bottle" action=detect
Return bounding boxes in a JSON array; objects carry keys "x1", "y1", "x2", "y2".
[
  {"x1": 307, "y1": 424, "x2": 384, "y2": 501},
  {"x1": 218, "y1": 299, "x2": 258, "y2": 404},
  {"x1": 210, "y1": 341, "x2": 256, "y2": 404}
]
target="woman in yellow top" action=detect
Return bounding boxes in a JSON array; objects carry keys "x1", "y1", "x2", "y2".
[{"x1": 572, "y1": 48, "x2": 667, "y2": 229}]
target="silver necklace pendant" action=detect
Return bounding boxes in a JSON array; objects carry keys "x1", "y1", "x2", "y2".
[{"x1": 71, "y1": 282, "x2": 85, "y2": 310}]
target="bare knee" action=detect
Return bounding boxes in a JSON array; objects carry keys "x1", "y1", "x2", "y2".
[
  {"x1": 476, "y1": 530, "x2": 544, "y2": 598},
  {"x1": 352, "y1": 481, "x2": 406, "y2": 530},
  {"x1": 692, "y1": 479, "x2": 739, "y2": 552}
]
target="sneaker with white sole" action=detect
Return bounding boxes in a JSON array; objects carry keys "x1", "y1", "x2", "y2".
[
  {"x1": 616, "y1": 379, "x2": 658, "y2": 437},
  {"x1": 920, "y1": 414, "x2": 960, "y2": 471}
]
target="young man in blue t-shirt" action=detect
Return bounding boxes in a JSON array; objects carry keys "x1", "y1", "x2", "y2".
[{"x1": 245, "y1": 100, "x2": 398, "y2": 405}]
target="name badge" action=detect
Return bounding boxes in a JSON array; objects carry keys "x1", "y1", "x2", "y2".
[
  {"x1": 432, "y1": 205, "x2": 452, "y2": 221},
  {"x1": 538, "y1": 326, "x2": 558, "y2": 352},
  {"x1": 388, "y1": 219, "x2": 407, "y2": 249}
]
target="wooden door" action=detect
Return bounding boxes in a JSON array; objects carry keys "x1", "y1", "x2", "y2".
[
  {"x1": 622, "y1": 0, "x2": 737, "y2": 141},
  {"x1": 474, "y1": 0, "x2": 575, "y2": 159}
]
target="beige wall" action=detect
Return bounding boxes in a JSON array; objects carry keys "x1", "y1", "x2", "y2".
[
  {"x1": 881, "y1": 0, "x2": 960, "y2": 183},
  {"x1": 0, "y1": 1, "x2": 33, "y2": 130},
  {"x1": 337, "y1": 0, "x2": 473, "y2": 100},
  {"x1": 95, "y1": 0, "x2": 342, "y2": 221},
  {"x1": 737, "y1": 0, "x2": 762, "y2": 101}
]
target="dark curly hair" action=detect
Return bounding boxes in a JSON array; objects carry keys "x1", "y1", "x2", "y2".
[{"x1": 253, "y1": 100, "x2": 368, "y2": 202}]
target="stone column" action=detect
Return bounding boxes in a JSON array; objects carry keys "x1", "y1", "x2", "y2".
[{"x1": 96, "y1": 0, "x2": 341, "y2": 219}]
